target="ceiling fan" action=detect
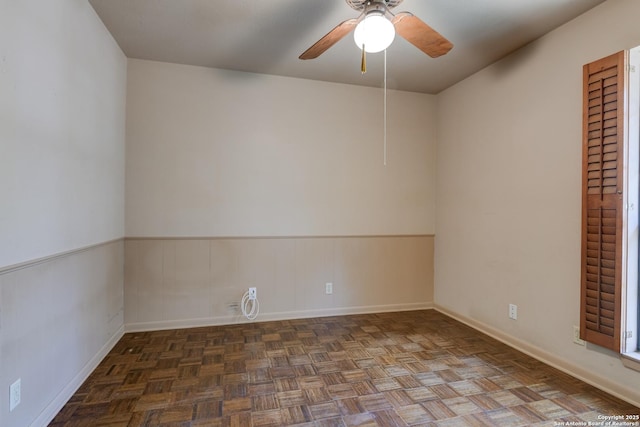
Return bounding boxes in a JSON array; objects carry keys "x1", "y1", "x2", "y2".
[{"x1": 299, "y1": 0, "x2": 453, "y2": 61}]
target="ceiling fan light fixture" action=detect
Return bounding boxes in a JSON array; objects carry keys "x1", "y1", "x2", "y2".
[{"x1": 353, "y1": 11, "x2": 395, "y2": 53}]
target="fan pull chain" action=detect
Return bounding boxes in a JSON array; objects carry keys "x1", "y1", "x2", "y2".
[
  {"x1": 361, "y1": 45, "x2": 366, "y2": 73},
  {"x1": 383, "y1": 48, "x2": 387, "y2": 166}
]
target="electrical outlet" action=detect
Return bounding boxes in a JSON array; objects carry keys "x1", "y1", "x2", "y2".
[
  {"x1": 573, "y1": 325, "x2": 586, "y2": 346},
  {"x1": 508, "y1": 304, "x2": 517, "y2": 320},
  {"x1": 325, "y1": 282, "x2": 333, "y2": 294},
  {"x1": 10, "y1": 378, "x2": 20, "y2": 412},
  {"x1": 248, "y1": 287, "x2": 257, "y2": 301}
]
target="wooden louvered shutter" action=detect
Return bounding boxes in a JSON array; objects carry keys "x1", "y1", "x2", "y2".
[{"x1": 580, "y1": 51, "x2": 626, "y2": 352}]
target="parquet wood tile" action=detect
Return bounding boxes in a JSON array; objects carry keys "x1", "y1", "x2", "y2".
[{"x1": 50, "y1": 310, "x2": 638, "y2": 426}]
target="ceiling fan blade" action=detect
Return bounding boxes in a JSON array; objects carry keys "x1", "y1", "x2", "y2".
[
  {"x1": 299, "y1": 18, "x2": 359, "y2": 60},
  {"x1": 392, "y1": 12, "x2": 452, "y2": 58}
]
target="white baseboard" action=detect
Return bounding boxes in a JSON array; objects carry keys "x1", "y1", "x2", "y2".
[
  {"x1": 433, "y1": 304, "x2": 640, "y2": 409},
  {"x1": 125, "y1": 302, "x2": 433, "y2": 333},
  {"x1": 32, "y1": 325, "x2": 125, "y2": 427}
]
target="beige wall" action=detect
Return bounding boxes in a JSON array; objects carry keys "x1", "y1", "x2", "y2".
[
  {"x1": 0, "y1": 1, "x2": 127, "y2": 426},
  {"x1": 0, "y1": 242, "x2": 124, "y2": 427},
  {"x1": 124, "y1": 60, "x2": 438, "y2": 333},
  {"x1": 125, "y1": 59, "x2": 437, "y2": 237},
  {"x1": 125, "y1": 236, "x2": 433, "y2": 331},
  {"x1": 435, "y1": 0, "x2": 640, "y2": 406}
]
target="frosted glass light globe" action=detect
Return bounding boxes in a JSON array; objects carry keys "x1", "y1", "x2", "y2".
[{"x1": 353, "y1": 12, "x2": 395, "y2": 53}]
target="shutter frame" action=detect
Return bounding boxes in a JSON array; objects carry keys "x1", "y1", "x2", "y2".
[{"x1": 580, "y1": 51, "x2": 626, "y2": 352}]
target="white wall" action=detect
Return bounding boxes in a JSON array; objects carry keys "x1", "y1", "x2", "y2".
[
  {"x1": 435, "y1": 0, "x2": 640, "y2": 406},
  {"x1": 126, "y1": 59, "x2": 436, "y2": 237},
  {"x1": 0, "y1": 0, "x2": 126, "y2": 269},
  {"x1": 0, "y1": 1, "x2": 127, "y2": 426}
]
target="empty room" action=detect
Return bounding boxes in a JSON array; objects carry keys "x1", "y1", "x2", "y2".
[{"x1": 2, "y1": 0, "x2": 640, "y2": 426}]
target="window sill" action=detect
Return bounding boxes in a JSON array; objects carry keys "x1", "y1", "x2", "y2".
[{"x1": 621, "y1": 352, "x2": 640, "y2": 372}]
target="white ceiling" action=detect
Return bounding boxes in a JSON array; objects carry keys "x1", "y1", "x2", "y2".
[{"x1": 89, "y1": 0, "x2": 605, "y2": 94}]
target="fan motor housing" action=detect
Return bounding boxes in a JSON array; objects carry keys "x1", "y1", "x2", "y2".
[{"x1": 346, "y1": 0, "x2": 403, "y2": 12}]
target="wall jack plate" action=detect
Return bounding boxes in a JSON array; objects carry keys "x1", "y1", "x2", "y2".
[
  {"x1": 325, "y1": 282, "x2": 333, "y2": 294},
  {"x1": 248, "y1": 287, "x2": 257, "y2": 301}
]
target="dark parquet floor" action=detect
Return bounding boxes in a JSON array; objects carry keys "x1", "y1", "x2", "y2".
[{"x1": 50, "y1": 310, "x2": 638, "y2": 426}]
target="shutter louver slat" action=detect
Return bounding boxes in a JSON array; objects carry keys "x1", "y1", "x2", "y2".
[{"x1": 580, "y1": 51, "x2": 625, "y2": 352}]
